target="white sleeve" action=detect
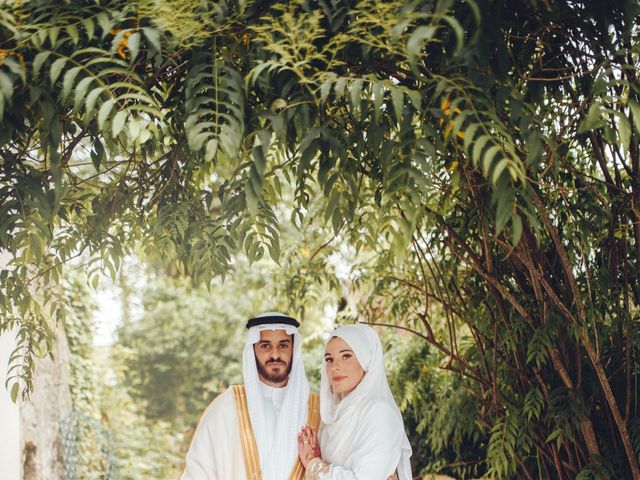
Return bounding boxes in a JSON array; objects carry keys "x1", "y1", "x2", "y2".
[
  {"x1": 318, "y1": 403, "x2": 403, "y2": 480},
  {"x1": 180, "y1": 396, "x2": 226, "y2": 480}
]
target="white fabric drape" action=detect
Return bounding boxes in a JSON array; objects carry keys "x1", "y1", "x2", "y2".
[
  {"x1": 243, "y1": 314, "x2": 310, "y2": 480},
  {"x1": 180, "y1": 388, "x2": 247, "y2": 480},
  {"x1": 318, "y1": 324, "x2": 412, "y2": 480}
]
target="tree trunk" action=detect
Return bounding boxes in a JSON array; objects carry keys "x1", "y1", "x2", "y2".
[{"x1": 20, "y1": 325, "x2": 73, "y2": 480}]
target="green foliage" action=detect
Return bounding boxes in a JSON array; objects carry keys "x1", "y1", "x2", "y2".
[
  {"x1": 62, "y1": 275, "x2": 113, "y2": 479},
  {"x1": 96, "y1": 345, "x2": 185, "y2": 480},
  {"x1": 2, "y1": 0, "x2": 640, "y2": 477},
  {"x1": 116, "y1": 276, "x2": 245, "y2": 425},
  {"x1": 387, "y1": 338, "x2": 487, "y2": 478}
]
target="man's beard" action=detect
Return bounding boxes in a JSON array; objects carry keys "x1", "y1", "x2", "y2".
[{"x1": 256, "y1": 358, "x2": 292, "y2": 384}]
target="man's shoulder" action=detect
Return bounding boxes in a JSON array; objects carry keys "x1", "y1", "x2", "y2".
[{"x1": 200, "y1": 385, "x2": 240, "y2": 419}]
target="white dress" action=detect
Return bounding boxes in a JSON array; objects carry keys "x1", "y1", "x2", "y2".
[
  {"x1": 315, "y1": 400, "x2": 404, "y2": 479},
  {"x1": 306, "y1": 324, "x2": 412, "y2": 480}
]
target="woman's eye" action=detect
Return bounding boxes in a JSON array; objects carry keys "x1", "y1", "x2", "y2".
[
  {"x1": 341, "y1": 354, "x2": 352, "y2": 360},
  {"x1": 325, "y1": 357, "x2": 333, "y2": 363}
]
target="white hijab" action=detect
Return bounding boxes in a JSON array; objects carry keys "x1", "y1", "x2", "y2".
[
  {"x1": 242, "y1": 312, "x2": 310, "y2": 480},
  {"x1": 319, "y1": 324, "x2": 412, "y2": 480}
]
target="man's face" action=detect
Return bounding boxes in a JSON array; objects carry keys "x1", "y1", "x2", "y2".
[{"x1": 254, "y1": 329, "x2": 294, "y2": 387}]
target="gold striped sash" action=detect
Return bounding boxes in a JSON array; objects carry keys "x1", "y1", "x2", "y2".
[
  {"x1": 288, "y1": 392, "x2": 320, "y2": 480},
  {"x1": 232, "y1": 385, "x2": 262, "y2": 480},
  {"x1": 232, "y1": 386, "x2": 321, "y2": 480}
]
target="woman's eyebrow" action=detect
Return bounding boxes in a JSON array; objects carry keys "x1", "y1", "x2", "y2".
[{"x1": 339, "y1": 349, "x2": 353, "y2": 353}]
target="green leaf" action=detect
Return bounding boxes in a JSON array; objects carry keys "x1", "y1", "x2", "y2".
[
  {"x1": 112, "y1": 110, "x2": 128, "y2": 138},
  {"x1": 391, "y1": 87, "x2": 404, "y2": 124},
  {"x1": 349, "y1": 79, "x2": 363, "y2": 111},
  {"x1": 616, "y1": 112, "x2": 631, "y2": 153},
  {"x1": 463, "y1": 123, "x2": 480, "y2": 153},
  {"x1": 50, "y1": 58, "x2": 67, "y2": 85},
  {"x1": 84, "y1": 87, "x2": 104, "y2": 118},
  {"x1": 320, "y1": 79, "x2": 332, "y2": 104},
  {"x1": 30, "y1": 233, "x2": 43, "y2": 261},
  {"x1": 142, "y1": 27, "x2": 161, "y2": 52},
  {"x1": 48, "y1": 26, "x2": 60, "y2": 46},
  {"x1": 407, "y1": 89, "x2": 422, "y2": 111},
  {"x1": 526, "y1": 131, "x2": 544, "y2": 166},
  {"x1": 482, "y1": 145, "x2": 502, "y2": 176},
  {"x1": 334, "y1": 77, "x2": 347, "y2": 99},
  {"x1": 62, "y1": 66, "x2": 81, "y2": 100},
  {"x1": 578, "y1": 103, "x2": 604, "y2": 133},
  {"x1": 0, "y1": 71, "x2": 13, "y2": 102},
  {"x1": 98, "y1": 99, "x2": 115, "y2": 130},
  {"x1": 442, "y1": 15, "x2": 465, "y2": 54},
  {"x1": 629, "y1": 100, "x2": 640, "y2": 133},
  {"x1": 128, "y1": 32, "x2": 140, "y2": 62},
  {"x1": 10, "y1": 382, "x2": 19, "y2": 403},
  {"x1": 83, "y1": 18, "x2": 95, "y2": 40},
  {"x1": 3, "y1": 57, "x2": 25, "y2": 83},
  {"x1": 511, "y1": 214, "x2": 523, "y2": 247},
  {"x1": 471, "y1": 135, "x2": 491, "y2": 166},
  {"x1": 205, "y1": 139, "x2": 219, "y2": 162},
  {"x1": 73, "y1": 77, "x2": 94, "y2": 112},
  {"x1": 96, "y1": 13, "x2": 112, "y2": 38},
  {"x1": 407, "y1": 26, "x2": 438, "y2": 66},
  {"x1": 33, "y1": 52, "x2": 51, "y2": 76},
  {"x1": 492, "y1": 158, "x2": 510, "y2": 185},
  {"x1": 66, "y1": 24, "x2": 79, "y2": 45},
  {"x1": 495, "y1": 190, "x2": 514, "y2": 235}
]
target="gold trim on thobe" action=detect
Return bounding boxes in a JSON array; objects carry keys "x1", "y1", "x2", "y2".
[{"x1": 231, "y1": 385, "x2": 320, "y2": 480}]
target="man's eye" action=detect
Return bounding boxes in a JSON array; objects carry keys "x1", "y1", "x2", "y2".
[
  {"x1": 280, "y1": 343, "x2": 289, "y2": 349},
  {"x1": 261, "y1": 344, "x2": 271, "y2": 349}
]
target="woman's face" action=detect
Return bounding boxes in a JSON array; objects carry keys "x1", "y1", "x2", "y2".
[{"x1": 324, "y1": 336, "x2": 365, "y2": 395}]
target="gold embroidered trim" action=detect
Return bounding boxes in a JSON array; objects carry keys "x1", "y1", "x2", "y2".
[
  {"x1": 289, "y1": 393, "x2": 321, "y2": 480},
  {"x1": 304, "y1": 457, "x2": 330, "y2": 480},
  {"x1": 232, "y1": 387, "x2": 321, "y2": 480},
  {"x1": 231, "y1": 385, "x2": 262, "y2": 480}
]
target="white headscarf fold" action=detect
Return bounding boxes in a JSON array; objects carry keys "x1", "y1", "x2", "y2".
[
  {"x1": 319, "y1": 323, "x2": 412, "y2": 480},
  {"x1": 242, "y1": 312, "x2": 310, "y2": 480}
]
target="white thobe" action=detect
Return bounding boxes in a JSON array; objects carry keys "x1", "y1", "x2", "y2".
[
  {"x1": 257, "y1": 383, "x2": 285, "y2": 476},
  {"x1": 181, "y1": 385, "x2": 286, "y2": 480}
]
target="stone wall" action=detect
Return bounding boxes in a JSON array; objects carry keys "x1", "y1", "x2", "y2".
[{"x1": 20, "y1": 325, "x2": 73, "y2": 480}]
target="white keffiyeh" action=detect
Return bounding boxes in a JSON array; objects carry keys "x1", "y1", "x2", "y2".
[{"x1": 243, "y1": 312, "x2": 310, "y2": 480}]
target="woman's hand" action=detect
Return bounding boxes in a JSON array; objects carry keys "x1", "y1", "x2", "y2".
[{"x1": 297, "y1": 425, "x2": 321, "y2": 468}]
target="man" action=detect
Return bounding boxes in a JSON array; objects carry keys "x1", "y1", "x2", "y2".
[{"x1": 181, "y1": 312, "x2": 319, "y2": 480}]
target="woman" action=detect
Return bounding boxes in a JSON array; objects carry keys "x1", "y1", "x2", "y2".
[{"x1": 298, "y1": 323, "x2": 412, "y2": 480}]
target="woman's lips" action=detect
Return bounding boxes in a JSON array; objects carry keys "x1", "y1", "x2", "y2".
[{"x1": 332, "y1": 376, "x2": 347, "y2": 382}]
